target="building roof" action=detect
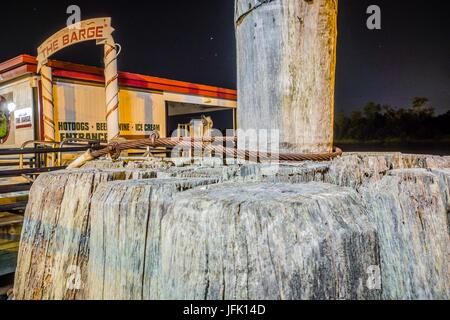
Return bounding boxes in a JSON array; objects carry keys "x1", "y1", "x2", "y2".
[{"x1": 0, "y1": 55, "x2": 237, "y2": 101}]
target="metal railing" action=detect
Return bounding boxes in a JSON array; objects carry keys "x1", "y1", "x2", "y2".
[
  {"x1": 0, "y1": 139, "x2": 102, "y2": 213},
  {"x1": 19, "y1": 140, "x2": 60, "y2": 169}
]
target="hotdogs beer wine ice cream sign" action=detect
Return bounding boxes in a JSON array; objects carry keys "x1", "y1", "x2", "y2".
[{"x1": 57, "y1": 121, "x2": 161, "y2": 142}]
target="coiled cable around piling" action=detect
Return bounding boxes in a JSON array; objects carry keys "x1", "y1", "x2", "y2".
[{"x1": 68, "y1": 132, "x2": 342, "y2": 168}]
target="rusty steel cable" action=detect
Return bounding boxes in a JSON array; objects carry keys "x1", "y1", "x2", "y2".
[{"x1": 69, "y1": 132, "x2": 342, "y2": 168}]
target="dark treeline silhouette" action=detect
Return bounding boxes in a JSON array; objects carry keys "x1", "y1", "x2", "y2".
[{"x1": 335, "y1": 98, "x2": 450, "y2": 143}]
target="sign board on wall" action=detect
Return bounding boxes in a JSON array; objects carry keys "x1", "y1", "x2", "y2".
[
  {"x1": 15, "y1": 108, "x2": 32, "y2": 129},
  {"x1": 53, "y1": 82, "x2": 165, "y2": 142},
  {"x1": 37, "y1": 18, "x2": 114, "y2": 71}
]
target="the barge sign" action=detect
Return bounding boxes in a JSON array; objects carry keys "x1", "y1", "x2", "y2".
[{"x1": 37, "y1": 17, "x2": 114, "y2": 71}]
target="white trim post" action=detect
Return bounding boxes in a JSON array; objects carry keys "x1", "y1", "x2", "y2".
[{"x1": 104, "y1": 41, "x2": 120, "y2": 141}]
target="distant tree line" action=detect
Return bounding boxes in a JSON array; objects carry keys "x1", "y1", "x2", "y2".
[{"x1": 334, "y1": 97, "x2": 450, "y2": 143}]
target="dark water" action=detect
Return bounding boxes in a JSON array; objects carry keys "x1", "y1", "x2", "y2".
[{"x1": 337, "y1": 142, "x2": 450, "y2": 156}]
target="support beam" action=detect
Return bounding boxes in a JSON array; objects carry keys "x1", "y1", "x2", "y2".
[
  {"x1": 40, "y1": 65, "x2": 55, "y2": 142},
  {"x1": 104, "y1": 41, "x2": 120, "y2": 141}
]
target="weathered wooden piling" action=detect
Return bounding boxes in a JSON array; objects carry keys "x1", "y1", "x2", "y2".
[
  {"x1": 87, "y1": 178, "x2": 221, "y2": 300},
  {"x1": 12, "y1": 155, "x2": 450, "y2": 300},
  {"x1": 235, "y1": 0, "x2": 338, "y2": 153},
  {"x1": 363, "y1": 169, "x2": 450, "y2": 299},
  {"x1": 152, "y1": 182, "x2": 381, "y2": 300},
  {"x1": 13, "y1": 168, "x2": 157, "y2": 300}
]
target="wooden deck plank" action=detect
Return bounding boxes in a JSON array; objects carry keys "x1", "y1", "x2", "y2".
[
  {"x1": 0, "y1": 215, "x2": 23, "y2": 227},
  {"x1": 0, "y1": 241, "x2": 19, "y2": 252}
]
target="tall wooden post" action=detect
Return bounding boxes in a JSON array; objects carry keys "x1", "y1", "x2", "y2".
[{"x1": 235, "y1": 0, "x2": 338, "y2": 153}]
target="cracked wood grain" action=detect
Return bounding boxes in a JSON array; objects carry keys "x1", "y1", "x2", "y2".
[{"x1": 13, "y1": 154, "x2": 450, "y2": 300}]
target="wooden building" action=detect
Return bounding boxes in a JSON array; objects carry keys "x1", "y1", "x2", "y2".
[{"x1": 0, "y1": 55, "x2": 237, "y2": 148}]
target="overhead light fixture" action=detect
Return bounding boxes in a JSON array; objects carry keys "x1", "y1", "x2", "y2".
[{"x1": 7, "y1": 102, "x2": 16, "y2": 112}]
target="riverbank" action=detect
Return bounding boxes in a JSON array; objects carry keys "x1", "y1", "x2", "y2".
[{"x1": 336, "y1": 141, "x2": 450, "y2": 156}]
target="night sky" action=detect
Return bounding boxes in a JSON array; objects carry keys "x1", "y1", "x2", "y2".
[{"x1": 1, "y1": 0, "x2": 449, "y2": 114}]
